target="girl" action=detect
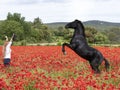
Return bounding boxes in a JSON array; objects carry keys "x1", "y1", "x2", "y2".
[{"x1": 3, "y1": 34, "x2": 14, "y2": 66}]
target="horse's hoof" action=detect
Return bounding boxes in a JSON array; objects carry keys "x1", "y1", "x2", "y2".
[{"x1": 63, "y1": 52, "x2": 67, "y2": 55}]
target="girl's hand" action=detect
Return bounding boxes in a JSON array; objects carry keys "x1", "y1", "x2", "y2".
[
  {"x1": 5, "y1": 36, "x2": 8, "y2": 39},
  {"x1": 5, "y1": 36, "x2": 8, "y2": 41}
]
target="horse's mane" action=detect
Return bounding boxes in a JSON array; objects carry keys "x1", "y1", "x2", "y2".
[{"x1": 76, "y1": 20, "x2": 86, "y2": 37}]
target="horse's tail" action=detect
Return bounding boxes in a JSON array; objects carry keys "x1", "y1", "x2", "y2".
[{"x1": 104, "y1": 58, "x2": 110, "y2": 71}]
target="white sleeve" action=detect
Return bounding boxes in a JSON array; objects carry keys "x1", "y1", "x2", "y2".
[{"x1": 7, "y1": 41, "x2": 12, "y2": 47}]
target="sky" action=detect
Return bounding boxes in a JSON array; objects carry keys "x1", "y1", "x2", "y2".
[{"x1": 0, "y1": 0, "x2": 120, "y2": 23}]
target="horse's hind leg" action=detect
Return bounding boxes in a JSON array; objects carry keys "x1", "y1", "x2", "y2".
[
  {"x1": 90, "y1": 58, "x2": 103, "y2": 74},
  {"x1": 104, "y1": 58, "x2": 110, "y2": 72},
  {"x1": 90, "y1": 62, "x2": 100, "y2": 74}
]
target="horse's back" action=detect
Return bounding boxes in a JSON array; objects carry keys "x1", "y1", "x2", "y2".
[{"x1": 75, "y1": 45, "x2": 103, "y2": 61}]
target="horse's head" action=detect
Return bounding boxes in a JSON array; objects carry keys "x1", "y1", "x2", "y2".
[
  {"x1": 65, "y1": 19, "x2": 86, "y2": 37},
  {"x1": 65, "y1": 19, "x2": 82, "y2": 29}
]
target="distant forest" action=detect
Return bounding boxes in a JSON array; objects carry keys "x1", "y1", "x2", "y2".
[{"x1": 0, "y1": 12, "x2": 120, "y2": 45}]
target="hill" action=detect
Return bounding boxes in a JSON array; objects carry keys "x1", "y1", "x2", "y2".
[
  {"x1": 46, "y1": 20, "x2": 120, "y2": 31},
  {"x1": 46, "y1": 22, "x2": 67, "y2": 29},
  {"x1": 83, "y1": 20, "x2": 120, "y2": 31}
]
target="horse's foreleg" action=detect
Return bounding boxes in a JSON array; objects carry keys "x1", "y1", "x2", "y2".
[
  {"x1": 62, "y1": 43, "x2": 72, "y2": 55},
  {"x1": 62, "y1": 43, "x2": 68, "y2": 55}
]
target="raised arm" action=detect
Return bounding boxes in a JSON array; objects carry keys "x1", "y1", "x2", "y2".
[
  {"x1": 2, "y1": 36, "x2": 8, "y2": 56},
  {"x1": 10, "y1": 33, "x2": 15, "y2": 42}
]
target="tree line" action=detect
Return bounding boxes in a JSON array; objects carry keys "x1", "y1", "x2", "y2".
[{"x1": 0, "y1": 12, "x2": 120, "y2": 45}]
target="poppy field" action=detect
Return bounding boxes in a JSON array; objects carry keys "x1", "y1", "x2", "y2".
[{"x1": 0, "y1": 46, "x2": 120, "y2": 90}]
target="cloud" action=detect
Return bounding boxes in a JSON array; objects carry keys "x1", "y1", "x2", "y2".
[
  {"x1": 42, "y1": 0, "x2": 67, "y2": 3},
  {"x1": 16, "y1": 0, "x2": 39, "y2": 5},
  {"x1": 0, "y1": 0, "x2": 68, "y2": 5},
  {"x1": 0, "y1": 0, "x2": 40, "y2": 5},
  {"x1": 0, "y1": 0, "x2": 120, "y2": 23}
]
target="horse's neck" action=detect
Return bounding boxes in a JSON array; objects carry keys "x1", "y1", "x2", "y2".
[
  {"x1": 73, "y1": 28, "x2": 87, "y2": 43},
  {"x1": 74, "y1": 27, "x2": 85, "y2": 37}
]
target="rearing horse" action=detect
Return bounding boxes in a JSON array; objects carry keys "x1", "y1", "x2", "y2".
[{"x1": 62, "y1": 19, "x2": 110, "y2": 73}]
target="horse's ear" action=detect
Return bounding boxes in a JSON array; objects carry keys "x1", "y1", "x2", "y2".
[
  {"x1": 75, "y1": 19, "x2": 81, "y2": 24},
  {"x1": 75, "y1": 19, "x2": 79, "y2": 22}
]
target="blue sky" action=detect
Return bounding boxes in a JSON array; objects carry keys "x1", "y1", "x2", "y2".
[{"x1": 0, "y1": 0, "x2": 120, "y2": 23}]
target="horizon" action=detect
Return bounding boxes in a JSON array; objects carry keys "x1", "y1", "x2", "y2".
[
  {"x1": 45, "y1": 19, "x2": 120, "y2": 24},
  {"x1": 1, "y1": 17, "x2": 120, "y2": 24}
]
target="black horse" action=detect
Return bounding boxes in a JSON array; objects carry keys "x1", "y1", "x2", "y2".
[{"x1": 62, "y1": 20, "x2": 110, "y2": 73}]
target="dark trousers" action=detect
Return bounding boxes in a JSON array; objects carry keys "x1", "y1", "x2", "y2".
[{"x1": 4, "y1": 58, "x2": 10, "y2": 66}]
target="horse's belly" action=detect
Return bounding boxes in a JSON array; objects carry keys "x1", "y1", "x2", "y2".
[
  {"x1": 75, "y1": 49, "x2": 94, "y2": 60},
  {"x1": 75, "y1": 49, "x2": 87, "y2": 57}
]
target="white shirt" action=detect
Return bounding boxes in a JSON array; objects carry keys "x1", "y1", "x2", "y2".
[{"x1": 4, "y1": 41, "x2": 12, "y2": 59}]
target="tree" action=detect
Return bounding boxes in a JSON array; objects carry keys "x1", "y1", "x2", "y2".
[
  {"x1": 33, "y1": 17, "x2": 43, "y2": 29},
  {"x1": 106, "y1": 27, "x2": 120, "y2": 44},
  {"x1": 7, "y1": 12, "x2": 25, "y2": 23},
  {"x1": 6, "y1": 12, "x2": 31, "y2": 41},
  {"x1": 94, "y1": 33, "x2": 109, "y2": 44},
  {"x1": 0, "y1": 20, "x2": 24, "y2": 41},
  {"x1": 85, "y1": 27, "x2": 97, "y2": 43}
]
